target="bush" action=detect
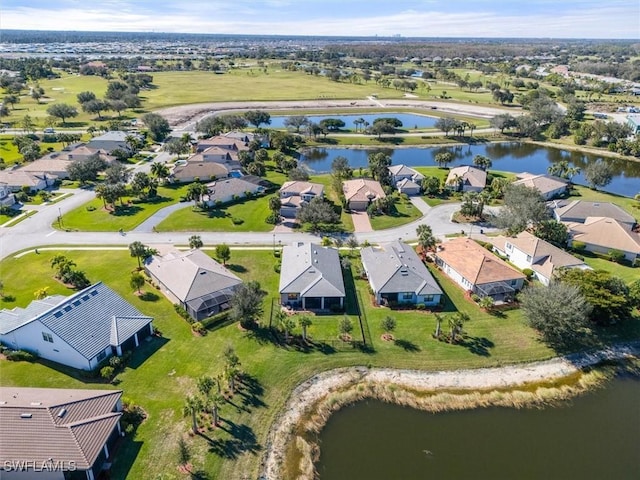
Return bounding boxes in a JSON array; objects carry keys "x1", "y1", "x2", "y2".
[
  {"x1": 274, "y1": 262, "x2": 281, "y2": 273},
  {"x1": 265, "y1": 212, "x2": 279, "y2": 224},
  {"x1": 231, "y1": 217, "x2": 244, "y2": 225},
  {"x1": 522, "y1": 268, "x2": 534, "y2": 279},
  {"x1": 173, "y1": 304, "x2": 192, "y2": 323},
  {"x1": 470, "y1": 293, "x2": 481, "y2": 303},
  {"x1": 572, "y1": 241, "x2": 586, "y2": 251},
  {"x1": 109, "y1": 356, "x2": 123, "y2": 369},
  {"x1": 100, "y1": 366, "x2": 115, "y2": 380},
  {"x1": 608, "y1": 249, "x2": 625, "y2": 264},
  {"x1": 86, "y1": 205, "x2": 96, "y2": 211},
  {"x1": 5, "y1": 349, "x2": 35, "y2": 362},
  {"x1": 191, "y1": 322, "x2": 206, "y2": 335}
]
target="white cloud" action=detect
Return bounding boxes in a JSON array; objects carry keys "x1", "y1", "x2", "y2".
[{"x1": 0, "y1": 3, "x2": 637, "y2": 38}]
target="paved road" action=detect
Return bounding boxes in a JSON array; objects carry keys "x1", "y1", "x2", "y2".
[{"x1": 0, "y1": 186, "x2": 500, "y2": 260}]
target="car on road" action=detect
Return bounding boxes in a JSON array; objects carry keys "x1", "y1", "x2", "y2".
[{"x1": 43, "y1": 128, "x2": 55, "y2": 134}]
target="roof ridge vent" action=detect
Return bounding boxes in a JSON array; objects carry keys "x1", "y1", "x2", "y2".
[
  {"x1": 57, "y1": 408, "x2": 67, "y2": 418},
  {"x1": 20, "y1": 413, "x2": 32, "y2": 418}
]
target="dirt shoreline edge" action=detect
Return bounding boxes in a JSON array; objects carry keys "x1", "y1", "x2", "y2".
[{"x1": 260, "y1": 342, "x2": 640, "y2": 479}]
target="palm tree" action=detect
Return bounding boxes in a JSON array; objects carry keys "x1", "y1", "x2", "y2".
[
  {"x1": 472, "y1": 155, "x2": 492, "y2": 171},
  {"x1": 298, "y1": 316, "x2": 312, "y2": 342},
  {"x1": 128, "y1": 241, "x2": 147, "y2": 269},
  {"x1": 448, "y1": 312, "x2": 469, "y2": 344},
  {"x1": 433, "y1": 313, "x2": 443, "y2": 339},
  {"x1": 416, "y1": 224, "x2": 436, "y2": 251},
  {"x1": 189, "y1": 235, "x2": 203, "y2": 249},
  {"x1": 186, "y1": 182, "x2": 207, "y2": 210},
  {"x1": 150, "y1": 162, "x2": 170, "y2": 183},
  {"x1": 210, "y1": 391, "x2": 224, "y2": 426},
  {"x1": 435, "y1": 152, "x2": 453, "y2": 168},
  {"x1": 183, "y1": 395, "x2": 202, "y2": 434},
  {"x1": 50, "y1": 255, "x2": 75, "y2": 279},
  {"x1": 346, "y1": 236, "x2": 359, "y2": 256},
  {"x1": 130, "y1": 272, "x2": 145, "y2": 294},
  {"x1": 95, "y1": 184, "x2": 108, "y2": 208},
  {"x1": 279, "y1": 315, "x2": 297, "y2": 343}
]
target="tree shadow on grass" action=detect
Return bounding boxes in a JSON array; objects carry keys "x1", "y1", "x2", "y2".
[
  {"x1": 244, "y1": 325, "x2": 338, "y2": 355},
  {"x1": 112, "y1": 205, "x2": 143, "y2": 217},
  {"x1": 458, "y1": 336, "x2": 494, "y2": 356},
  {"x1": 394, "y1": 338, "x2": 421, "y2": 352},
  {"x1": 227, "y1": 264, "x2": 247, "y2": 273},
  {"x1": 138, "y1": 291, "x2": 160, "y2": 302},
  {"x1": 202, "y1": 418, "x2": 261, "y2": 460},
  {"x1": 236, "y1": 373, "x2": 267, "y2": 410}
]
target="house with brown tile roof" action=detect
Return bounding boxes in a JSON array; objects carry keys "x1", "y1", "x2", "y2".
[
  {"x1": 567, "y1": 217, "x2": 640, "y2": 262},
  {"x1": 446, "y1": 165, "x2": 487, "y2": 192},
  {"x1": 170, "y1": 158, "x2": 241, "y2": 183},
  {"x1": 195, "y1": 136, "x2": 250, "y2": 154},
  {"x1": 434, "y1": 237, "x2": 525, "y2": 302},
  {"x1": 512, "y1": 172, "x2": 568, "y2": 200},
  {"x1": 342, "y1": 178, "x2": 386, "y2": 211},
  {"x1": 279, "y1": 181, "x2": 324, "y2": 218},
  {"x1": 491, "y1": 231, "x2": 589, "y2": 286},
  {"x1": 0, "y1": 386, "x2": 123, "y2": 479}
]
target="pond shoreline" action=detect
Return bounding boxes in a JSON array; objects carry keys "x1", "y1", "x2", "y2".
[{"x1": 260, "y1": 342, "x2": 640, "y2": 480}]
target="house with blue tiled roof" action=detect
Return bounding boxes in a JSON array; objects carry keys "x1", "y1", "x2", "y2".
[{"x1": 0, "y1": 282, "x2": 153, "y2": 371}]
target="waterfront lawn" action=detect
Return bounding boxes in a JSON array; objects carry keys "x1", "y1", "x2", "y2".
[
  {"x1": 155, "y1": 194, "x2": 273, "y2": 232},
  {"x1": 61, "y1": 184, "x2": 189, "y2": 231},
  {"x1": 369, "y1": 195, "x2": 421, "y2": 230},
  {"x1": 0, "y1": 248, "x2": 580, "y2": 480}
]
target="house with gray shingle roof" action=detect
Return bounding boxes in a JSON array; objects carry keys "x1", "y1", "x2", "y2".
[
  {"x1": 279, "y1": 243, "x2": 345, "y2": 311},
  {"x1": 361, "y1": 241, "x2": 443, "y2": 307},
  {"x1": 552, "y1": 200, "x2": 636, "y2": 229},
  {"x1": 145, "y1": 249, "x2": 242, "y2": 320},
  {"x1": 512, "y1": 172, "x2": 568, "y2": 200},
  {"x1": 0, "y1": 282, "x2": 153, "y2": 370},
  {"x1": 388, "y1": 164, "x2": 424, "y2": 195},
  {"x1": 0, "y1": 386, "x2": 123, "y2": 479}
]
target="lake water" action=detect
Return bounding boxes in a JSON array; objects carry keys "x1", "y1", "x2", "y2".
[
  {"x1": 317, "y1": 377, "x2": 640, "y2": 480},
  {"x1": 300, "y1": 143, "x2": 640, "y2": 198},
  {"x1": 269, "y1": 113, "x2": 438, "y2": 129}
]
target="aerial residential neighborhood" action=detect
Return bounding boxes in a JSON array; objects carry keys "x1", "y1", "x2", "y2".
[{"x1": 1, "y1": 5, "x2": 640, "y2": 479}]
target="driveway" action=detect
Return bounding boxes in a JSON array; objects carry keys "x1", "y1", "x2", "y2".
[
  {"x1": 350, "y1": 211, "x2": 372, "y2": 232},
  {"x1": 409, "y1": 196, "x2": 431, "y2": 215}
]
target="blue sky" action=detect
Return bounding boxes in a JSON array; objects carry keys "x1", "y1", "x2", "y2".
[{"x1": 1, "y1": 0, "x2": 638, "y2": 39}]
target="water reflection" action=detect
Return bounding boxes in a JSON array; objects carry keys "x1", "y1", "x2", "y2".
[{"x1": 300, "y1": 143, "x2": 640, "y2": 197}]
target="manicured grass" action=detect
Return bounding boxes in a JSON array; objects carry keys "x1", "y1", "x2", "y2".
[
  {"x1": 61, "y1": 184, "x2": 189, "y2": 231},
  {"x1": 369, "y1": 195, "x2": 421, "y2": 230},
  {"x1": 0, "y1": 248, "x2": 560, "y2": 480},
  {"x1": 582, "y1": 255, "x2": 639, "y2": 284},
  {"x1": 156, "y1": 194, "x2": 274, "y2": 232}
]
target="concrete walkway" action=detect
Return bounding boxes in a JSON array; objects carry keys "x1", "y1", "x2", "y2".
[
  {"x1": 133, "y1": 202, "x2": 191, "y2": 233},
  {"x1": 409, "y1": 196, "x2": 432, "y2": 215}
]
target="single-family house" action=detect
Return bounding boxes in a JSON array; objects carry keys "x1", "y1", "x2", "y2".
[
  {"x1": 0, "y1": 181, "x2": 16, "y2": 206},
  {"x1": 491, "y1": 231, "x2": 590, "y2": 285},
  {"x1": 512, "y1": 172, "x2": 568, "y2": 200},
  {"x1": 145, "y1": 249, "x2": 242, "y2": 321},
  {"x1": 388, "y1": 164, "x2": 424, "y2": 195},
  {"x1": 55, "y1": 144, "x2": 115, "y2": 163},
  {"x1": 16, "y1": 157, "x2": 72, "y2": 180},
  {"x1": 567, "y1": 216, "x2": 640, "y2": 262},
  {"x1": 202, "y1": 177, "x2": 265, "y2": 206},
  {"x1": 360, "y1": 241, "x2": 443, "y2": 306},
  {"x1": 0, "y1": 387, "x2": 124, "y2": 480},
  {"x1": 342, "y1": 179, "x2": 386, "y2": 211},
  {"x1": 195, "y1": 136, "x2": 249, "y2": 155},
  {"x1": 170, "y1": 158, "x2": 241, "y2": 183},
  {"x1": 552, "y1": 200, "x2": 636, "y2": 229},
  {"x1": 0, "y1": 282, "x2": 153, "y2": 371},
  {"x1": 446, "y1": 165, "x2": 487, "y2": 192},
  {"x1": 279, "y1": 181, "x2": 324, "y2": 218},
  {"x1": 87, "y1": 131, "x2": 142, "y2": 154},
  {"x1": 279, "y1": 243, "x2": 345, "y2": 311},
  {"x1": 0, "y1": 169, "x2": 55, "y2": 192},
  {"x1": 435, "y1": 238, "x2": 526, "y2": 302}
]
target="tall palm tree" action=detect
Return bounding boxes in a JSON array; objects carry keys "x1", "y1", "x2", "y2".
[
  {"x1": 298, "y1": 316, "x2": 312, "y2": 342},
  {"x1": 128, "y1": 241, "x2": 147, "y2": 269},
  {"x1": 150, "y1": 162, "x2": 170, "y2": 183},
  {"x1": 183, "y1": 395, "x2": 202, "y2": 434}
]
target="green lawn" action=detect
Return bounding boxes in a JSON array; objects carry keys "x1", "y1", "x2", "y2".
[
  {"x1": 0, "y1": 248, "x2": 559, "y2": 480},
  {"x1": 61, "y1": 184, "x2": 189, "y2": 231},
  {"x1": 582, "y1": 255, "x2": 640, "y2": 284},
  {"x1": 156, "y1": 194, "x2": 274, "y2": 232},
  {"x1": 369, "y1": 195, "x2": 421, "y2": 230}
]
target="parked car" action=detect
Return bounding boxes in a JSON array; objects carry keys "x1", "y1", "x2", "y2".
[{"x1": 43, "y1": 128, "x2": 55, "y2": 134}]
